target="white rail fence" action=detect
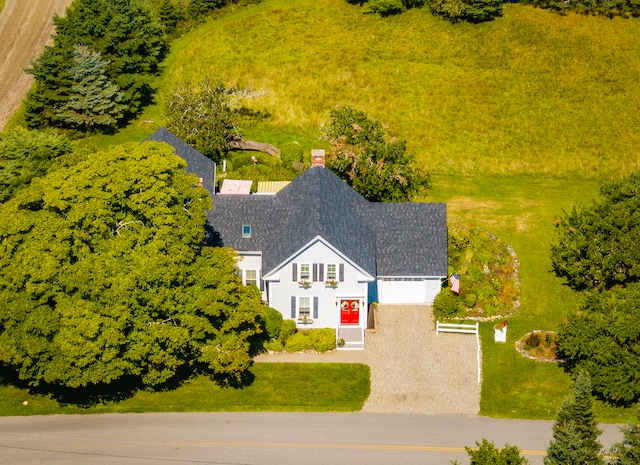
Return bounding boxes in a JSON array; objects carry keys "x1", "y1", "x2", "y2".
[{"x1": 435, "y1": 321, "x2": 481, "y2": 384}]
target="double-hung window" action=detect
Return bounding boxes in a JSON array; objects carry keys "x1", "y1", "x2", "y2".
[
  {"x1": 326, "y1": 264, "x2": 337, "y2": 281},
  {"x1": 244, "y1": 270, "x2": 257, "y2": 287},
  {"x1": 299, "y1": 264, "x2": 310, "y2": 281},
  {"x1": 298, "y1": 297, "x2": 311, "y2": 319}
]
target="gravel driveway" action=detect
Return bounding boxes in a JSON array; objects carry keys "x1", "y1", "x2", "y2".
[{"x1": 255, "y1": 304, "x2": 480, "y2": 414}]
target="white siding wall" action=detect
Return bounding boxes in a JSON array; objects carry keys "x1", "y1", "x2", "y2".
[
  {"x1": 267, "y1": 241, "x2": 369, "y2": 330},
  {"x1": 236, "y1": 253, "x2": 264, "y2": 299},
  {"x1": 377, "y1": 277, "x2": 443, "y2": 304}
]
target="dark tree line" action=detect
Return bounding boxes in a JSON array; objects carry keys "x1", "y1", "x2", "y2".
[
  {"x1": 553, "y1": 171, "x2": 640, "y2": 405},
  {"x1": 25, "y1": 0, "x2": 166, "y2": 132},
  {"x1": 347, "y1": 0, "x2": 502, "y2": 23}
]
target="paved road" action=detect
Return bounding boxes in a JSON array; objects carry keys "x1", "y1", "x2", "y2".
[
  {"x1": 0, "y1": 412, "x2": 623, "y2": 465},
  {"x1": 0, "y1": 0, "x2": 73, "y2": 130}
]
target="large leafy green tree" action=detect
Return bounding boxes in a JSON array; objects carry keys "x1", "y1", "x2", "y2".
[
  {"x1": 551, "y1": 172, "x2": 640, "y2": 292},
  {"x1": 558, "y1": 283, "x2": 640, "y2": 405},
  {"x1": 464, "y1": 439, "x2": 530, "y2": 465},
  {"x1": 166, "y1": 79, "x2": 239, "y2": 163},
  {"x1": 25, "y1": 0, "x2": 165, "y2": 130},
  {"x1": 322, "y1": 106, "x2": 429, "y2": 202},
  {"x1": 544, "y1": 371, "x2": 604, "y2": 465},
  {"x1": 165, "y1": 78, "x2": 279, "y2": 163},
  {"x1": 0, "y1": 142, "x2": 264, "y2": 388},
  {"x1": 0, "y1": 128, "x2": 72, "y2": 203}
]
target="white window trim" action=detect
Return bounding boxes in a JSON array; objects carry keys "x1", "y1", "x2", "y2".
[
  {"x1": 298, "y1": 296, "x2": 311, "y2": 319},
  {"x1": 326, "y1": 263, "x2": 337, "y2": 281},
  {"x1": 244, "y1": 269, "x2": 258, "y2": 286},
  {"x1": 299, "y1": 263, "x2": 311, "y2": 281}
]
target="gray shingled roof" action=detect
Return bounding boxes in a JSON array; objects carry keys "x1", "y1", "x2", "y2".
[
  {"x1": 206, "y1": 166, "x2": 447, "y2": 278},
  {"x1": 145, "y1": 128, "x2": 215, "y2": 199}
]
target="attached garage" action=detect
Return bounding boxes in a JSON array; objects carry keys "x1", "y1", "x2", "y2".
[{"x1": 376, "y1": 277, "x2": 443, "y2": 304}]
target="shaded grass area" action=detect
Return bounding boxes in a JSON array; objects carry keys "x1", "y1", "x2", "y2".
[
  {"x1": 429, "y1": 174, "x2": 638, "y2": 423},
  {"x1": 0, "y1": 363, "x2": 370, "y2": 416}
]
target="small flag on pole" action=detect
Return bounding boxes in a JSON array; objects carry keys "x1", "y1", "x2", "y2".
[{"x1": 449, "y1": 274, "x2": 460, "y2": 294}]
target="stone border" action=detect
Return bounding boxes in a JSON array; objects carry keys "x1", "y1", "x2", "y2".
[{"x1": 515, "y1": 330, "x2": 563, "y2": 363}]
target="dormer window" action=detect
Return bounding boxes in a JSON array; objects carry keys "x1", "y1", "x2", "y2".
[{"x1": 242, "y1": 225, "x2": 251, "y2": 238}]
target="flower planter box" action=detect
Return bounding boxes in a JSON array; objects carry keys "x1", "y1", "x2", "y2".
[{"x1": 297, "y1": 318, "x2": 313, "y2": 325}]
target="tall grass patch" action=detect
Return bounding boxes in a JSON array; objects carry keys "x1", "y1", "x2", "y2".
[{"x1": 155, "y1": 0, "x2": 640, "y2": 179}]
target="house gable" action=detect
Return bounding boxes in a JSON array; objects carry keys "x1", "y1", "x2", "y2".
[{"x1": 262, "y1": 235, "x2": 375, "y2": 282}]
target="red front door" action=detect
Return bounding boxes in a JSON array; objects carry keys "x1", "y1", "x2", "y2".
[{"x1": 340, "y1": 299, "x2": 360, "y2": 325}]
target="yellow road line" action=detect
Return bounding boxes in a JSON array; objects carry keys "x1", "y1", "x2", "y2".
[{"x1": 165, "y1": 441, "x2": 548, "y2": 456}]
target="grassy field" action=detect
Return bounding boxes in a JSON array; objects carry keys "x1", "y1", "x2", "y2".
[
  {"x1": 0, "y1": 363, "x2": 370, "y2": 416},
  {"x1": 4, "y1": 0, "x2": 639, "y2": 421},
  {"x1": 152, "y1": 0, "x2": 640, "y2": 180}
]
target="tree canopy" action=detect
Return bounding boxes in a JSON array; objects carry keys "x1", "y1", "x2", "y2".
[
  {"x1": 0, "y1": 128, "x2": 73, "y2": 203},
  {"x1": 322, "y1": 106, "x2": 429, "y2": 202},
  {"x1": 551, "y1": 171, "x2": 640, "y2": 292},
  {"x1": 348, "y1": 0, "x2": 502, "y2": 22},
  {"x1": 24, "y1": 0, "x2": 166, "y2": 131},
  {"x1": 558, "y1": 283, "x2": 640, "y2": 405},
  {"x1": 0, "y1": 142, "x2": 265, "y2": 389}
]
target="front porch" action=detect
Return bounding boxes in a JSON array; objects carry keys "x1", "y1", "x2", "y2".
[{"x1": 337, "y1": 326, "x2": 364, "y2": 350}]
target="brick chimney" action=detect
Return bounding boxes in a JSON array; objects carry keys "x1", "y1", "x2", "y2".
[{"x1": 311, "y1": 149, "x2": 325, "y2": 167}]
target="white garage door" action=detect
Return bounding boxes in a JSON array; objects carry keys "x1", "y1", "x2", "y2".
[{"x1": 377, "y1": 278, "x2": 442, "y2": 304}]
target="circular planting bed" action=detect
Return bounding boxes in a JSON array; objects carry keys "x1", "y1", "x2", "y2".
[{"x1": 516, "y1": 330, "x2": 561, "y2": 363}]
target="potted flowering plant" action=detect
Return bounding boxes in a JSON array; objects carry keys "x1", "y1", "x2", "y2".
[
  {"x1": 325, "y1": 280, "x2": 339, "y2": 288},
  {"x1": 298, "y1": 280, "x2": 312, "y2": 288}
]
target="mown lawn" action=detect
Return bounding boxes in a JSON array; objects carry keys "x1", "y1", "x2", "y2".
[
  {"x1": 0, "y1": 363, "x2": 370, "y2": 416},
  {"x1": 4, "y1": 0, "x2": 640, "y2": 421}
]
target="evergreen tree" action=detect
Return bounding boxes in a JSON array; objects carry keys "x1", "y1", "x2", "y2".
[
  {"x1": 544, "y1": 371, "x2": 604, "y2": 465},
  {"x1": 57, "y1": 46, "x2": 126, "y2": 132},
  {"x1": 25, "y1": 0, "x2": 166, "y2": 130},
  {"x1": 609, "y1": 409, "x2": 640, "y2": 465}
]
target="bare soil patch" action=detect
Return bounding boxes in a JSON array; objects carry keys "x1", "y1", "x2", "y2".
[{"x1": 0, "y1": 0, "x2": 72, "y2": 130}]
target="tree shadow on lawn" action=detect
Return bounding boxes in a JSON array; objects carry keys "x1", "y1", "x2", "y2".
[{"x1": 1, "y1": 363, "x2": 257, "y2": 408}]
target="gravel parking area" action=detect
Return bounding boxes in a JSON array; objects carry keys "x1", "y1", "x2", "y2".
[
  {"x1": 255, "y1": 304, "x2": 480, "y2": 414},
  {"x1": 363, "y1": 305, "x2": 480, "y2": 414}
]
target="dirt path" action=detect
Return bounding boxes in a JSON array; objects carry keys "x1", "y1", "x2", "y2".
[{"x1": 0, "y1": 0, "x2": 72, "y2": 130}]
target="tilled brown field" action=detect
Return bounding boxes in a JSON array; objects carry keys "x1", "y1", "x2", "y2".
[{"x1": 0, "y1": 0, "x2": 72, "y2": 130}]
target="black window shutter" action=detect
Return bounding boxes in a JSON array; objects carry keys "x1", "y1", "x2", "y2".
[
  {"x1": 312, "y1": 263, "x2": 318, "y2": 282},
  {"x1": 319, "y1": 264, "x2": 324, "y2": 282},
  {"x1": 291, "y1": 296, "x2": 296, "y2": 318},
  {"x1": 258, "y1": 270, "x2": 263, "y2": 291},
  {"x1": 313, "y1": 296, "x2": 319, "y2": 319},
  {"x1": 292, "y1": 263, "x2": 297, "y2": 282},
  {"x1": 339, "y1": 263, "x2": 345, "y2": 282}
]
